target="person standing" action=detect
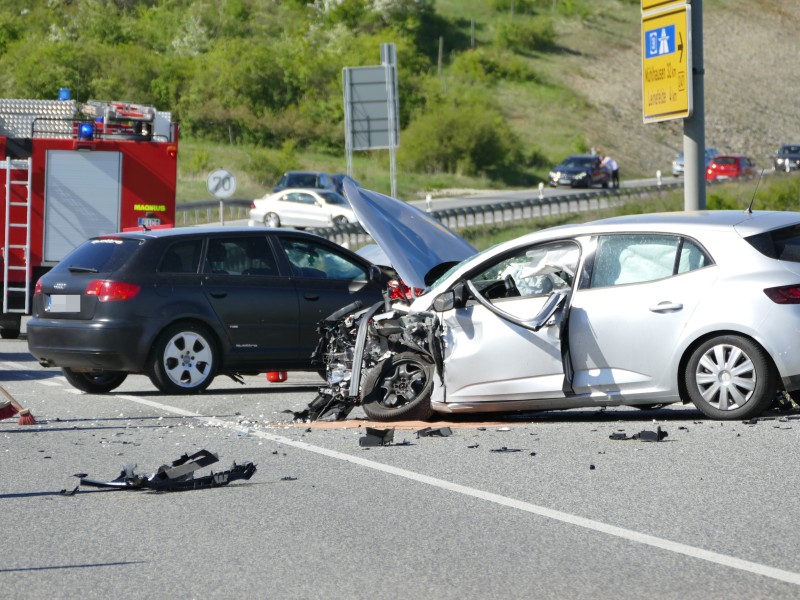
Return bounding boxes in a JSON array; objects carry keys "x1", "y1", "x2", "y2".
[{"x1": 601, "y1": 155, "x2": 620, "y2": 189}]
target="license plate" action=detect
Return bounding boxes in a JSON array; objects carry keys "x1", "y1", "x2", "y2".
[
  {"x1": 47, "y1": 294, "x2": 80, "y2": 312},
  {"x1": 138, "y1": 217, "x2": 161, "y2": 227}
]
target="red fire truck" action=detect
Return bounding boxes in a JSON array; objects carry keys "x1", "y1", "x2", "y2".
[{"x1": 0, "y1": 98, "x2": 178, "y2": 338}]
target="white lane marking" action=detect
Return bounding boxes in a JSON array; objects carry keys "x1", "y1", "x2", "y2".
[{"x1": 112, "y1": 393, "x2": 800, "y2": 587}]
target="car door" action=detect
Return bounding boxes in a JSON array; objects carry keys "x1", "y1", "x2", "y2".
[
  {"x1": 568, "y1": 233, "x2": 716, "y2": 398},
  {"x1": 439, "y1": 240, "x2": 580, "y2": 404},
  {"x1": 201, "y1": 235, "x2": 303, "y2": 365},
  {"x1": 274, "y1": 234, "x2": 385, "y2": 350}
]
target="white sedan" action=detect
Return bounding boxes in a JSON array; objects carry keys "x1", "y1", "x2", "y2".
[{"x1": 248, "y1": 188, "x2": 357, "y2": 229}]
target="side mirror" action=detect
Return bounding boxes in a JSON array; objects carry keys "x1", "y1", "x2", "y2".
[{"x1": 432, "y1": 281, "x2": 469, "y2": 311}]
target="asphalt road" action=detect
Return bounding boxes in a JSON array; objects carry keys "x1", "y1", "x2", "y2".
[{"x1": 3, "y1": 336, "x2": 800, "y2": 599}]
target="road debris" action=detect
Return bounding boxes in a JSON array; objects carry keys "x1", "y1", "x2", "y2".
[
  {"x1": 490, "y1": 447, "x2": 523, "y2": 453},
  {"x1": 359, "y1": 427, "x2": 395, "y2": 447},
  {"x1": 609, "y1": 427, "x2": 669, "y2": 442},
  {"x1": 75, "y1": 449, "x2": 256, "y2": 492},
  {"x1": 416, "y1": 427, "x2": 453, "y2": 438}
]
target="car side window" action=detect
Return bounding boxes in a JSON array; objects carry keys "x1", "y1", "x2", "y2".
[
  {"x1": 297, "y1": 193, "x2": 316, "y2": 205},
  {"x1": 159, "y1": 240, "x2": 203, "y2": 274},
  {"x1": 471, "y1": 241, "x2": 580, "y2": 300},
  {"x1": 589, "y1": 234, "x2": 709, "y2": 288},
  {"x1": 204, "y1": 237, "x2": 278, "y2": 276},
  {"x1": 278, "y1": 238, "x2": 367, "y2": 280}
]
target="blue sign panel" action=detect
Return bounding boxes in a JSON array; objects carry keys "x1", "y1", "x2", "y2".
[{"x1": 645, "y1": 24, "x2": 676, "y2": 59}]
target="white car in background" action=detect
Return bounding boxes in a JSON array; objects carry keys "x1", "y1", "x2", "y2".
[{"x1": 248, "y1": 188, "x2": 357, "y2": 229}]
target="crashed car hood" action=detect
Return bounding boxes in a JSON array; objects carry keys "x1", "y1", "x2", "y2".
[{"x1": 343, "y1": 180, "x2": 477, "y2": 290}]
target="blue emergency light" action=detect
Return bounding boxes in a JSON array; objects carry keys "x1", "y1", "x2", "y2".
[{"x1": 78, "y1": 122, "x2": 94, "y2": 140}]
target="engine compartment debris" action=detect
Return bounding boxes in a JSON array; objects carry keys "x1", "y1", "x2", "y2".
[{"x1": 75, "y1": 449, "x2": 256, "y2": 492}]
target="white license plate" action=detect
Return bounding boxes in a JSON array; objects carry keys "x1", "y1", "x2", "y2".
[
  {"x1": 138, "y1": 217, "x2": 161, "y2": 227},
  {"x1": 47, "y1": 294, "x2": 80, "y2": 312}
]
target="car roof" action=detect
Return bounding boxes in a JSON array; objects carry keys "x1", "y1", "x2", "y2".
[{"x1": 100, "y1": 226, "x2": 328, "y2": 241}]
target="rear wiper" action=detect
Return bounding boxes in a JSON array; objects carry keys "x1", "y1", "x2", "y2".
[{"x1": 67, "y1": 266, "x2": 99, "y2": 273}]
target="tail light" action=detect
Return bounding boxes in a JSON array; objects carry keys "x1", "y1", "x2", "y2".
[
  {"x1": 34, "y1": 280, "x2": 42, "y2": 295},
  {"x1": 388, "y1": 279, "x2": 424, "y2": 301},
  {"x1": 764, "y1": 285, "x2": 800, "y2": 304},
  {"x1": 85, "y1": 280, "x2": 141, "y2": 302},
  {"x1": 250, "y1": 202, "x2": 256, "y2": 209}
]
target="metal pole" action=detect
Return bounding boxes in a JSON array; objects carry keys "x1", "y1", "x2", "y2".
[{"x1": 684, "y1": 0, "x2": 705, "y2": 210}]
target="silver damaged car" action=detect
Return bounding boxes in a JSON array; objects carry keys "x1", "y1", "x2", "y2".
[{"x1": 307, "y1": 182, "x2": 800, "y2": 422}]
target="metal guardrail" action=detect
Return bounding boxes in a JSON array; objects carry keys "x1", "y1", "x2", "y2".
[{"x1": 176, "y1": 182, "x2": 684, "y2": 246}]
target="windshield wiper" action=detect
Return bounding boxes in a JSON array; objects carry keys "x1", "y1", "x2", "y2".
[{"x1": 67, "y1": 266, "x2": 99, "y2": 273}]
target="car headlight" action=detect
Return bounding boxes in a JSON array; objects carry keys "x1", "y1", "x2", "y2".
[
  {"x1": 574, "y1": 172, "x2": 587, "y2": 179},
  {"x1": 777, "y1": 158, "x2": 785, "y2": 164},
  {"x1": 549, "y1": 172, "x2": 558, "y2": 179}
]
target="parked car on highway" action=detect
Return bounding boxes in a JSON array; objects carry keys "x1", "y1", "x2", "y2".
[
  {"x1": 549, "y1": 155, "x2": 609, "y2": 188},
  {"x1": 773, "y1": 144, "x2": 800, "y2": 172},
  {"x1": 273, "y1": 171, "x2": 336, "y2": 193},
  {"x1": 706, "y1": 154, "x2": 758, "y2": 181},
  {"x1": 27, "y1": 227, "x2": 391, "y2": 394},
  {"x1": 671, "y1": 147, "x2": 719, "y2": 177},
  {"x1": 312, "y1": 181, "x2": 800, "y2": 423},
  {"x1": 248, "y1": 188, "x2": 357, "y2": 229}
]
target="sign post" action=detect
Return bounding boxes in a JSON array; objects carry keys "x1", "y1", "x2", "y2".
[{"x1": 207, "y1": 168, "x2": 236, "y2": 225}]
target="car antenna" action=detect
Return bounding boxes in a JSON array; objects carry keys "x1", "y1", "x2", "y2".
[{"x1": 745, "y1": 169, "x2": 765, "y2": 214}]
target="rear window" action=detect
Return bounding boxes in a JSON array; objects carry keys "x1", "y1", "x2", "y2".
[
  {"x1": 52, "y1": 238, "x2": 143, "y2": 274},
  {"x1": 746, "y1": 224, "x2": 800, "y2": 262}
]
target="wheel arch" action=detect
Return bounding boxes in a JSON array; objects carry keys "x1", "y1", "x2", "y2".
[{"x1": 677, "y1": 329, "x2": 780, "y2": 403}]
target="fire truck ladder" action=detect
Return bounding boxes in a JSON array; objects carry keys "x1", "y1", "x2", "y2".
[{"x1": 2, "y1": 158, "x2": 32, "y2": 315}]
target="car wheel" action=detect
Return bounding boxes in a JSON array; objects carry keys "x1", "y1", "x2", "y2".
[
  {"x1": 149, "y1": 322, "x2": 217, "y2": 394},
  {"x1": 263, "y1": 212, "x2": 281, "y2": 228},
  {"x1": 62, "y1": 368, "x2": 128, "y2": 393},
  {"x1": 0, "y1": 328, "x2": 19, "y2": 339},
  {"x1": 361, "y1": 351, "x2": 435, "y2": 421},
  {"x1": 602, "y1": 179, "x2": 609, "y2": 189},
  {"x1": 684, "y1": 335, "x2": 776, "y2": 420}
]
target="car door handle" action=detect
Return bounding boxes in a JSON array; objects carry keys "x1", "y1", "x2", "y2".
[
  {"x1": 304, "y1": 293, "x2": 319, "y2": 301},
  {"x1": 649, "y1": 301, "x2": 683, "y2": 313},
  {"x1": 210, "y1": 292, "x2": 227, "y2": 299}
]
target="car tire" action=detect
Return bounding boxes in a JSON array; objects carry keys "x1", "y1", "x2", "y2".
[
  {"x1": 148, "y1": 322, "x2": 218, "y2": 394},
  {"x1": 684, "y1": 335, "x2": 776, "y2": 420},
  {"x1": 264, "y1": 213, "x2": 281, "y2": 228},
  {"x1": 62, "y1": 368, "x2": 128, "y2": 393},
  {"x1": 361, "y1": 352, "x2": 435, "y2": 421},
  {"x1": 0, "y1": 328, "x2": 19, "y2": 339}
]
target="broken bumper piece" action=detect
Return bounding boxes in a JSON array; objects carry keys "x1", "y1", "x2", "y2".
[{"x1": 78, "y1": 449, "x2": 256, "y2": 492}]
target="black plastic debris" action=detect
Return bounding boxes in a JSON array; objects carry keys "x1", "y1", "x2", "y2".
[
  {"x1": 78, "y1": 449, "x2": 256, "y2": 492},
  {"x1": 609, "y1": 427, "x2": 668, "y2": 442},
  {"x1": 467, "y1": 444, "x2": 479, "y2": 449},
  {"x1": 490, "y1": 447, "x2": 522, "y2": 453},
  {"x1": 60, "y1": 485, "x2": 79, "y2": 496},
  {"x1": 416, "y1": 426, "x2": 453, "y2": 438},
  {"x1": 281, "y1": 476, "x2": 298, "y2": 481},
  {"x1": 359, "y1": 427, "x2": 395, "y2": 447}
]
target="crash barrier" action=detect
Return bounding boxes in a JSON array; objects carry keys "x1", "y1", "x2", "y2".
[
  {"x1": 174, "y1": 182, "x2": 683, "y2": 234},
  {"x1": 176, "y1": 199, "x2": 252, "y2": 226},
  {"x1": 310, "y1": 182, "x2": 683, "y2": 249}
]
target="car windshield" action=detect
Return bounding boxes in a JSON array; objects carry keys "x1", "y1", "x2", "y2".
[
  {"x1": 319, "y1": 192, "x2": 349, "y2": 206},
  {"x1": 54, "y1": 237, "x2": 143, "y2": 274},
  {"x1": 781, "y1": 146, "x2": 800, "y2": 155},
  {"x1": 287, "y1": 173, "x2": 318, "y2": 187},
  {"x1": 713, "y1": 157, "x2": 737, "y2": 166},
  {"x1": 560, "y1": 157, "x2": 593, "y2": 169}
]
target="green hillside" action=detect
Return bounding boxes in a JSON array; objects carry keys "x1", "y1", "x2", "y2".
[{"x1": 0, "y1": 0, "x2": 795, "y2": 202}]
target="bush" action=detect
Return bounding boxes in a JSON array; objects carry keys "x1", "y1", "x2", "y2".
[
  {"x1": 450, "y1": 48, "x2": 540, "y2": 84},
  {"x1": 495, "y1": 16, "x2": 556, "y2": 53},
  {"x1": 400, "y1": 100, "x2": 523, "y2": 178}
]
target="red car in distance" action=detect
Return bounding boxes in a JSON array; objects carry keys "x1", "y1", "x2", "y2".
[{"x1": 706, "y1": 154, "x2": 758, "y2": 181}]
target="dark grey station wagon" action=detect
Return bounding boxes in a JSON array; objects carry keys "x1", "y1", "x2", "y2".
[{"x1": 27, "y1": 227, "x2": 389, "y2": 394}]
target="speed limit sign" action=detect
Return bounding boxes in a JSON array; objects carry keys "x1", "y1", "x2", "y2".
[{"x1": 207, "y1": 169, "x2": 237, "y2": 199}]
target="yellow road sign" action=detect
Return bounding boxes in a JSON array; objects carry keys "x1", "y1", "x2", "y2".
[
  {"x1": 642, "y1": 0, "x2": 684, "y2": 12},
  {"x1": 642, "y1": 4, "x2": 692, "y2": 123}
]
